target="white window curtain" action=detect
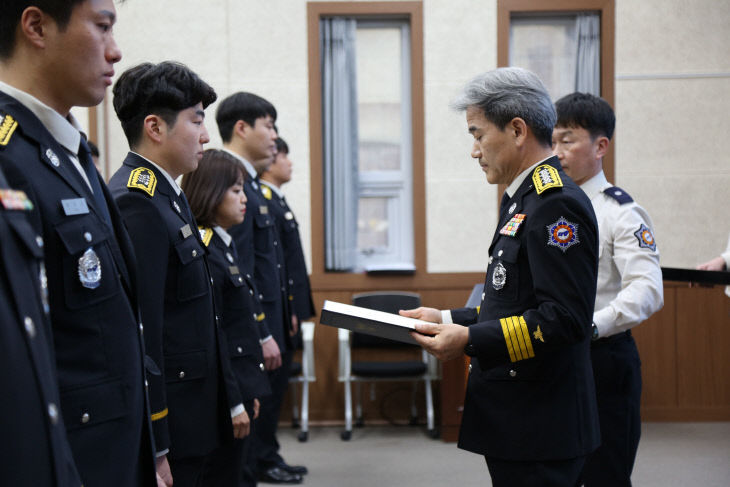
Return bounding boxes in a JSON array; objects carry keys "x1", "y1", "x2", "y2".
[
  {"x1": 321, "y1": 18, "x2": 359, "y2": 271},
  {"x1": 575, "y1": 13, "x2": 600, "y2": 95}
]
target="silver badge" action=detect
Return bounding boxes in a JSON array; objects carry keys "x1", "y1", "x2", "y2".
[
  {"x1": 226, "y1": 252, "x2": 234, "y2": 264},
  {"x1": 45, "y1": 148, "x2": 60, "y2": 167},
  {"x1": 492, "y1": 262, "x2": 506, "y2": 290},
  {"x1": 508, "y1": 202, "x2": 516, "y2": 214},
  {"x1": 78, "y1": 247, "x2": 101, "y2": 289},
  {"x1": 173, "y1": 201, "x2": 181, "y2": 213}
]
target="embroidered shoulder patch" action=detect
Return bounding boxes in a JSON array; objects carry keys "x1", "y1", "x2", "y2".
[
  {"x1": 261, "y1": 185, "x2": 273, "y2": 200},
  {"x1": 634, "y1": 223, "x2": 656, "y2": 251},
  {"x1": 532, "y1": 164, "x2": 563, "y2": 195},
  {"x1": 499, "y1": 213, "x2": 526, "y2": 237},
  {"x1": 0, "y1": 113, "x2": 18, "y2": 146},
  {"x1": 603, "y1": 186, "x2": 633, "y2": 205},
  {"x1": 198, "y1": 227, "x2": 213, "y2": 247},
  {"x1": 546, "y1": 216, "x2": 579, "y2": 252},
  {"x1": 0, "y1": 189, "x2": 33, "y2": 211},
  {"x1": 127, "y1": 167, "x2": 157, "y2": 197}
]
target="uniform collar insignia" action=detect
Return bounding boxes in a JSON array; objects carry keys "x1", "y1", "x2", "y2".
[
  {"x1": 198, "y1": 226, "x2": 214, "y2": 247},
  {"x1": 127, "y1": 167, "x2": 157, "y2": 197},
  {"x1": 0, "y1": 113, "x2": 18, "y2": 146}
]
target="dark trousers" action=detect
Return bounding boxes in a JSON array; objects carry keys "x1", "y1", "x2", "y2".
[
  {"x1": 486, "y1": 455, "x2": 586, "y2": 487},
  {"x1": 201, "y1": 401, "x2": 257, "y2": 487},
  {"x1": 168, "y1": 456, "x2": 206, "y2": 487},
  {"x1": 582, "y1": 332, "x2": 642, "y2": 487},
  {"x1": 255, "y1": 349, "x2": 293, "y2": 471}
]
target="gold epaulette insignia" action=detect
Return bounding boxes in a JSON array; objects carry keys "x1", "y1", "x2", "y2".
[
  {"x1": 532, "y1": 164, "x2": 563, "y2": 195},
  {"x1": 476, "y1": 305, "x2": 481, "y2": 315},
  {"x1": 256, "y1": 312, "x2": 266, "y2": 322},
  {"x1": 533, "y1": 325, "x2": 544, "y2": 343},
  {"x1": 0, "y1": 114, "x2": 18, "y2": 146},
  {"x1": 500, "y1": 315, "x2": 535, "y2": 362},
  {"x1": 127, "y1": 167, "x2": 157, "y2": 197},
  {"x1": 150, "y1": 408, "x2": 168, "y2": 421},
  {"x1": 261, "y1": 185, "x2": 272, "y2": 200},
  {"x1": 198, "y1": 227, "x2": 213, "y2": 247}
]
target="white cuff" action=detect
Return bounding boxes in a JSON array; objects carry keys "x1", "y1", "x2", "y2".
[
  {"x1": 155, "y1": 449, "x2": 169, "y2": 458},
  {"x1": 441, "y1": 310, "x2": 453, "y2": 324},
  {"x1": 230, "y1": 403, "x2": 245, "y2": 418},
  {"x1": 259, "y1": 335, "x2": 273, "y2": 344}
]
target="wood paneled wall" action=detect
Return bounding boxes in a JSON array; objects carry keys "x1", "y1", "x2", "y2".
[{"x1": 283, "y1": 282, "x2": 730, "y2": 442}]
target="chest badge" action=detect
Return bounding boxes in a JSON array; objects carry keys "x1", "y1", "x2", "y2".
[
  {"x1": 546, "y1": 216, "x2": 579, "y2": 252},
  {"x1": 78, "y1": 247, "x2": 101, "y2": 289},
  {"x1": 634, "y1": 223, "x2": 656, "y2": 251},
  {"x1": 500, "y1": 213, "x2": 526, "y2": 237},
  {"x1": 492, "y1": 262, "x2": 507, "y2": 290}
]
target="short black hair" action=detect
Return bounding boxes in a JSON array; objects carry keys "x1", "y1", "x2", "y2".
[
  {"x1": 181, "y1": 149, "x2": 246, "y2": 228},
  {"x1": 275, "y1": 136, "x2": 288, "y2": 155},
  {"x1": 554, "y1": 92, "x2": 615, "y2": 140},
  {"x1": 216, "y1": 92, "x2": 277, "y2": 143},
  {"x1": 0, "y1": 1, "x2": 117, "y2": 59},
  {"x1": 113, "y1": 61, "x2": 217, "y2": 148}
]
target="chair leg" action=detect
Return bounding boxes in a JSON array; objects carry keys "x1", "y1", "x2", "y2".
[
  {"x1": 355, "y1": 382, "x2": 364, "y2": 427},
  {"x1": 342, "y1": 379, "x2": 352, "y2": 441},
  {"x1": 290, "y1": 382, "x2": 300, "y2": 428},
  {"x1": 298, "y1": 380, "x2": 309, "y2": 442},
  {"x1": 425, "y1": 377, "x2": 438, "y2": 438}
]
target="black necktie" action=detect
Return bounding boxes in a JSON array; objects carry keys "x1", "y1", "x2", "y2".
[
  {"x1": 78, "y1": 137, "x2": 112, "y2": 227},
  {"x1": 499, "y1": 192, "x2": 510, "y2": 215}
]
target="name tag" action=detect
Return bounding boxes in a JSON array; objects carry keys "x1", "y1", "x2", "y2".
[
  {"x1": 61, "y1": 198, "x2": 89, "y2": 216},
  {"x1": 259, "y1": 205, "x2": 268, "y2": 215},
  {"x1": 180, "y1": 224, "x2": 192, "y2": 239},
  {"x1": 229, "y1": 265, "x2": 240, "y2": 275}
]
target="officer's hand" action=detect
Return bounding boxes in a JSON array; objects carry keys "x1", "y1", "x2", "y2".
[
  {"x1": 155, "y1": 455, "x2": 173, "y2": 487},
  {"x1": 410, "y1": 322, "x2": 470, "y2": 362},
  {"x1": 262, "y1": 339, "x2": 282, "y2": 370},
  {"x1": 253, "y1": 398, "x2": 261, "y2": 419},
  {"x1": 156, "y1": 473, "x2": 166, "y2": 487},
  {"x1": 290, "y1": 314, "x2": 299, "y2": 336},
  {"x1": 399, "y1": 306, "x2": 441, "y2": 323},
  {"x1": 232, "y1": 410, "x2": 251, "y2": 439}
]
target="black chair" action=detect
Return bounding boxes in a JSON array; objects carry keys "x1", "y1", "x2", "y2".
[{"x1": 337, "y1": 291, "x2": 439, "y2": 440}]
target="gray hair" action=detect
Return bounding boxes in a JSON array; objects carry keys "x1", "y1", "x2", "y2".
[{"x1": 451, "y1": 67, "x2": 556, "y2": 147}]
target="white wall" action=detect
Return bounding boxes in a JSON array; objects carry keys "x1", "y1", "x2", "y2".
[{"x1": 97, "y1": 0, "x2": 729, "y2": 273}]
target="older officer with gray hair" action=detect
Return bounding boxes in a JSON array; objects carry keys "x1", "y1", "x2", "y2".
[{"x1": 402, "y1": 67, "x2": 601, "y2": 487}]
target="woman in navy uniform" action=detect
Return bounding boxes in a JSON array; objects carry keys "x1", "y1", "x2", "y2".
[
  {"x1": 0, "y1": 165, "x2": 81, "y2": 486},
  {"x1": 182, "y1": 149, "x2": 272, "y2": 486}
]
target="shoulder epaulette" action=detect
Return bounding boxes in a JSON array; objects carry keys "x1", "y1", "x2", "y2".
[
  {"x1": 127, "y1": 167, "x2": 157, "y2": 197},
  {"x1": 198, "y1": 227, "x2": 213, "y2": 247},
  {"x1": 0, "y1": 113, "x2": 19, "y2": 147},
  {"x1": 261, "y1": 184, "x2": 272, "y2": 200},
  {"x1": 531, "y1": 164, "x2": 563, "y2": 195},
  {"x1": 603, "y1": 186, "x2": 633, "y2": 205}
]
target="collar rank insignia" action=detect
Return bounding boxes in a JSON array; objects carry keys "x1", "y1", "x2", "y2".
[
  {"x1": 198, "y1": 227, "x2": 213, "y2": 247},
  {"x1": 532, "y1": 164, "x2": 563, "y2": 195},
  {"x1": 533, "y1": 325, "x2": 545, "y2": 343},
  {"x1": 45, "y1": 148, "x2": 60, "y2": 167},
  {"x1": 634, "y1": 223, "x2": 656, "y2": 251},
  {"x1": 0, "y1": 189, "x2": 33, "y2": 211},
  {"x1": 0, "y1": 113, "x2": 18, "y2": 146},
  {"x1": 127, "y1": 167, "x2": 157, "y2": 197},
  {"x1": 261, "y1": 185, "x2": 273, "y2": 200},
  {"x1": 500, "y1": 213, "x2": 526, "y2": 237},
  {"x1": 546, "y1": 216, "x2": 579, "y2": 252}
]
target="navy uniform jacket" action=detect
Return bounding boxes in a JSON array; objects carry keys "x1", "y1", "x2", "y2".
[
  {"x1": 0, "y1": 92, "x2": 155, "y2": 486},
  {"x1": 0, "y1": 166, "x2": 81, "y2": 486},
  {"x1": 229, "y1": 175, "x2": 292, "y2": 352},
  {"x1": 260, "y1": 181, "x2": 316, "y2": 321},
  {"x1": 202, "y1": 228, "x2": 272, "y2": 402},
  {"x1": 451, "y1": 157, "x2": 601, "y2": 461},
  {"x1": 110, "y1": 153, "x2": 237, "y2": 459}
]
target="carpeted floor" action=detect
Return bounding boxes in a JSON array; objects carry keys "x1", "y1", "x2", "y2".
[{"x1": 275, "y1": 422, "x2": 730, "y2": 486}]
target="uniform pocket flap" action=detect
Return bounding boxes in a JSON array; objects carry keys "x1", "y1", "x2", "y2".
[
  {"x1": 55, "y1": 213, "x2": 110, "y2": 255},
  {"x1": 164, "y1": 350, "x2": 207, "y2": 383},
  {"x1": 60, "y1": 379, "x2": 127, "y2": 430},
  {"x1": 493, "y1": 238, "x2": 521, "y2": 263},
  {"x1": 253, "y1": 211, "x2": 273, "y2": 229},
  {"x1": 173, "y1": 237, "x2": 205, "y2": 266}
]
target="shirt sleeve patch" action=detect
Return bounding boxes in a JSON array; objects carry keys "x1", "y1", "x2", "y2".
[
  {"x1": 0, "y1": 113, "x2": 18, "y2": 146},
  {"x1": 603, "y1": 186, "x2": 634, "y2": 204},
  {"x1": 546, "y1": 216, "x2": 580, "y2": 252},
  {"x1": 127, "y1": 167, "x2": 157, "y2": 197},
  {"x1": 634, "y1": 223, "x2": 657, "y2": 251},
  {"x1": 532, "y1": 164, "x2": 563, "y2": 195}
]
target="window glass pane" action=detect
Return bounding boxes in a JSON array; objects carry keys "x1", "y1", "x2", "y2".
[
  {"x1": 356, "y1": 27, "x2": 402, "y2": 172},
  {"x1": 510, "y1": 15, "x2": 577, "y2": 100},
  {"x1": 357, "y1": 197, "x2": 389, "y2": 253}
]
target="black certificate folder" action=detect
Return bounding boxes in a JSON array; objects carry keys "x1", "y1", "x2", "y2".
[{"x1": 319, "y1": 300, "x2": 428, "y2": 345}]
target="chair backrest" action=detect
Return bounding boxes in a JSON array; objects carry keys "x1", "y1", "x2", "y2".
[{"x1": 351, "y1": 291, "x2": 421, "y2": 348}]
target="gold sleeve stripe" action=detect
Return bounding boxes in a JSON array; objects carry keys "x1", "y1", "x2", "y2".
[
  {"x1": 151, "y1": 408, "x2": 168, "y2": 421},
  {"x1": 500, "y1": 315, "x2": 535, "y2": 362},
  {"x1": 518, "y1": 316, "x2": 535, "y2": 358},
  {"x1": 256, "y1": 312, "x2": 266, "y2": 322},
  {"x1": 500, "y1": 318, "x2": 518, "y2": 362}
]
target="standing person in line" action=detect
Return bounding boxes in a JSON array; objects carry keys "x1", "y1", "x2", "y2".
[
  {"x1": 0, "y1": 162, "x2": 82, "y2": 486},
  {"x1": 182, "y1": 149, "x2": 272, "y2": 486},
  {"x1": 697, "y1": 233, "x2": 730, "y2": 297},
  {"x1": 401, "y1": 67, "x2": 600, "y2": 487},
  {"x1": 216, "y1": 93, "x2": 306, "y2": 484},
  {"x1": 109, "y1": 61, "x2": 246, "y2": 487},
  {"x1": 553, "y1": 92, "x2": 664, "y2": 487},
  {"x1": 260, "y1": 136, "x2": 317, "y2": 336},
  {"x1": 0, "y1": 1, "x2": 157, "y2": 485}
]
